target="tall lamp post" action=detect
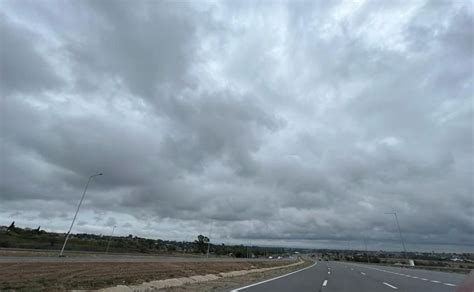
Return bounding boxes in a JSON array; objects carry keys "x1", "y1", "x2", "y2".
[
  {"x1": 105, "y1": 225, "x2": 116, "y2": 254},
  {"x1": 206, "y1": 222, "x2": 213, "y2": 258},
  {"x1": 363, "y1": 238, "x2": 370, "y2": 264},
  {"x1": 385, "y1": 212, "x2": 408, "y2": 262},
  {"x1": 59, "y1": 173, "x2": 103, "y2": 256}
]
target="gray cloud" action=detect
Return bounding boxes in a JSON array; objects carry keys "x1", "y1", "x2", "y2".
[
  {"x1": 0, "y1": 15, "x2": 64, "y2": 94},
  {"x1": 0, "y1": 0, "x2": 472, "y2": 252}
]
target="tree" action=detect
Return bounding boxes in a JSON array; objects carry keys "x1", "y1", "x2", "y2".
[
  {"x1": 195, "y1": 234, "x2": 209, "y2": 254},
  {"x1": 7, "y1": 221, "x2": 15, "y2": 232}
]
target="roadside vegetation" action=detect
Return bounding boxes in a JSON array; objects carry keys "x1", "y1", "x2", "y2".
[{"x1": 0, "y1": 222, "x2": 298, "y2": 258}]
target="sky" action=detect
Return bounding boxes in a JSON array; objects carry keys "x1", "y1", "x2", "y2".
[{"x1": 0, "y1": 0, "x2": 473, "y2": 253}]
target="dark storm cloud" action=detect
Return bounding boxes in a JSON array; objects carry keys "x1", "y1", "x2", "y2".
[{"x1": 0, "y1": 0, "x2": 472, "y2": 251}]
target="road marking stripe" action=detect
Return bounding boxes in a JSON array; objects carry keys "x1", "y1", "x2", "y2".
[
  {"x1": 383, "y1": 282, "x2": 398, "y2": 289},
  {"x1": 323, "y1": 280, "x2": 328, "y2": 287},
  {"x1": 328, "y1": 271, "x2": 331, "y2": 274},
  {"x1": 230, "y1": 262, "x2": 317, "y2": 291},
  {"x1": 346, "y1": 263, "x2": 456, "y2": 287},
  {"x1": 361, "y1": 272, "x2": 366, "y2": 275}
]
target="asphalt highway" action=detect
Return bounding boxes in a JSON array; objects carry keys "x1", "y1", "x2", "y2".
[{"x1": 230, "y1": 261, "x2": 468, "y2": 292}]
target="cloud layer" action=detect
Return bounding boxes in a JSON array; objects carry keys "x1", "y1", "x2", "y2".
[{"x1": 1, "y1": 0, "x2": 473, "y2": 252}]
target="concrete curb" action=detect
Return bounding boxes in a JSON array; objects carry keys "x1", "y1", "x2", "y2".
[{"x1": 93, "y1": 259, "x2": 305, "y2": 291}]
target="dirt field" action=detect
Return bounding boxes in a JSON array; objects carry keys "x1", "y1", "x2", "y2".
[{"x1": 0, "y1": 259, "x2": 294, "y2": 291}]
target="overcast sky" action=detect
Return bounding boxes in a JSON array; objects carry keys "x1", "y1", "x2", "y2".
[{"x1": 1, "y1": 0, "x2": 473, "y2": 252}]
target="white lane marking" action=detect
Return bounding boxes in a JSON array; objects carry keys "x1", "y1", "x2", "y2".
[
  {"x1": 346, "y1": 263, "x2": 458, "y2": 287},
  {"x1": 328, "y1": 271, "x2": 331, "y2": 274},
  {"x1": 230, "y1": 262, "x2": 317, "y2": 291},
  {"x1": 383, "y1": 282, "x2": 398, "y2": 289},
  {"x1": 323, "y1": 280, "x2": 328, "y2": 287},
  {"x1": 361, "y1": 272, "x2": 366, "y2": 276}
]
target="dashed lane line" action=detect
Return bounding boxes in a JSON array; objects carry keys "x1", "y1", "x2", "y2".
[
  {"x1": 383, "y1": 282, "x2": 398, "y2": 289},
  {"x1": 348, "y1": 263, "x2": 457, "y2": 288}
]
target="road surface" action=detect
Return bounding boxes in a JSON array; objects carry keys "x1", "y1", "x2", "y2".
[{"x1": 230, "y1": 261, "x2": 468, "y2": 292}]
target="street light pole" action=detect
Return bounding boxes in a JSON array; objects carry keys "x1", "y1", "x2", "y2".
[
  {"x1": 105, "y1": 225, "x2": 116, "y2": 254},
  {"x1": 206, "y1": 222, "x2": 213, "y2": 258},
  {"x1": 59, "y1": 173, "x2": 103, "y2": 256},
  {"x1": 363, "y1": 238, "x2": 370, "y2": 264},
  {"x1": 385, "y1": 212, "x2": 408, "y2": 262}
]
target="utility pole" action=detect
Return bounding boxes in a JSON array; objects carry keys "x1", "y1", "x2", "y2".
[
  {"x1": 60, "y1": 173, "x2": 103, "y2": 257},
  {"x1": 105, "y1": 225, "x2": 116, "y2": 254}
]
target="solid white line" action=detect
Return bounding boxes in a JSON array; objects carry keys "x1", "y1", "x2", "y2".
[
  {"x1": 323, "y1": 280, "x2": 328, "y2": 287},
  {"x1": 361, "y1": 272, "x2": 366, "y2": 275},
  {"x1": 230, "y1": 262, "x2": 317, "y2": 292},
  {"x1": 431, "y1": 280, "x2": 441, "y2": 283},
  {"x1": 444, "y1": 283, "x2": 456, "y2": 287},
  {"x1": 383, "y1": 282, "x2": 398, "y2": 289}
]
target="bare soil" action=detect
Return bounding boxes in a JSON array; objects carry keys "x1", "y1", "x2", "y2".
[{"x1": 0, "y1": 259, "x2": 293, "y2": 291}]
